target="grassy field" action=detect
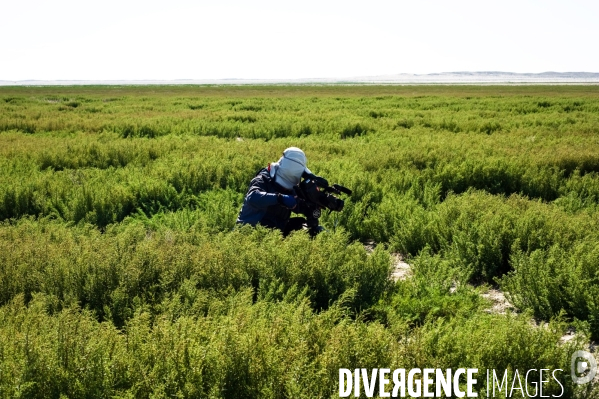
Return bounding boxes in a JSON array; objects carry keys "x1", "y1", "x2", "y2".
[{"x1": 1, "y1": 85, "x2": 598, "y2": 398}]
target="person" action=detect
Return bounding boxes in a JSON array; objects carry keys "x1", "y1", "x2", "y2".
[{"x1": 236, "y1": 147, "x2": 314, "y2": 235}]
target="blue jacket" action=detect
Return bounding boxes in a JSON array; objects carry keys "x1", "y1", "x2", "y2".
[{"x1": 236, "y1": 168, "x2": 307, "y2": 230}]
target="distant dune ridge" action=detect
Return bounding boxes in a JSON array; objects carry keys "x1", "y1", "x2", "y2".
[{"x1": 1, "y1": 71, "x2": 599, "y2": 85}]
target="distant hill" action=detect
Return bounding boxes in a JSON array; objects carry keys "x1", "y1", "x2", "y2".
[
  {"x1": 2, "y1": 72, "x2": 599, "y2": 86},
  {"x1": 351, "y1": 71, "x2": 599, "y2": 84}
]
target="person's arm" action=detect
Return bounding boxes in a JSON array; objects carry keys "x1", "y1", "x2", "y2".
[
  {"x1": 245, "y1": 176, "x2": 296, "y2": 209},
  {"x1": 245, "y1": 178, "x2": 279, "y2": 209}
]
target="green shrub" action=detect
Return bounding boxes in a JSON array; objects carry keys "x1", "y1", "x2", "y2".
[
  {"x1": 2, "y1": 85, "x2": 599, "y2": 397},
  {"x1": 500, "y1": 241, "x2": 599, "y2": 338}
]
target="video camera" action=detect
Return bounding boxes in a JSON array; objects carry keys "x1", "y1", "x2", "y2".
[{"x1": 295, "y1": 172, "x2": 352, "y2": 236}]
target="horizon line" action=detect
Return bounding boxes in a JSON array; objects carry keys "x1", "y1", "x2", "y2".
[{"x1": 2, "y1": 71, "x2": 599, "y2": 86}]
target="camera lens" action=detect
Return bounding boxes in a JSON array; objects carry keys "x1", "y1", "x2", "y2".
[{"x1": 327, "y1": 196, "x2": 344, "y2": 211}]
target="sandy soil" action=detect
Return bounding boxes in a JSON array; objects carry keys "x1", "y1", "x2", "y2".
[
  {"x1": 391, "y1": 253, "x2": 412, "y2": 282},
  {"x1": 363, "y1": 240, "x2": 411, "y2": 282},
  {"x1": 481, "y1": 288, "x2": 515, "y2": 315}
]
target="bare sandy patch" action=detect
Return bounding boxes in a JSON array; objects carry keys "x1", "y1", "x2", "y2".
[
  {"x1": 362, "y1": 241, "x2": 411, "y2": 282},
  {"x1": 391, "y1": 253, "x2": 411, "y2": 282},
  {"x1": 481, "y1": 288, "x2": 515, "y2": 315}
]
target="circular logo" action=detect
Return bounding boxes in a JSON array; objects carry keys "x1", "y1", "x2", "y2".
[
  {"x1": 312, "y1": 209, "x2": 321, "y2": 218},
  {"x1": 571, "y1": 350, "x2": 597, "y2": 384}
]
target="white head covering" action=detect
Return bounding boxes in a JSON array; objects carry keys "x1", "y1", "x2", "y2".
[{"x1": 269, "y1": 147, "x2": 312, "y2": 190}]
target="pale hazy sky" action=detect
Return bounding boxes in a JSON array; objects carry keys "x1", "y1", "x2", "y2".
[{"x1": 1, "y1": 0, "x2": 597, "y2": 80}]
